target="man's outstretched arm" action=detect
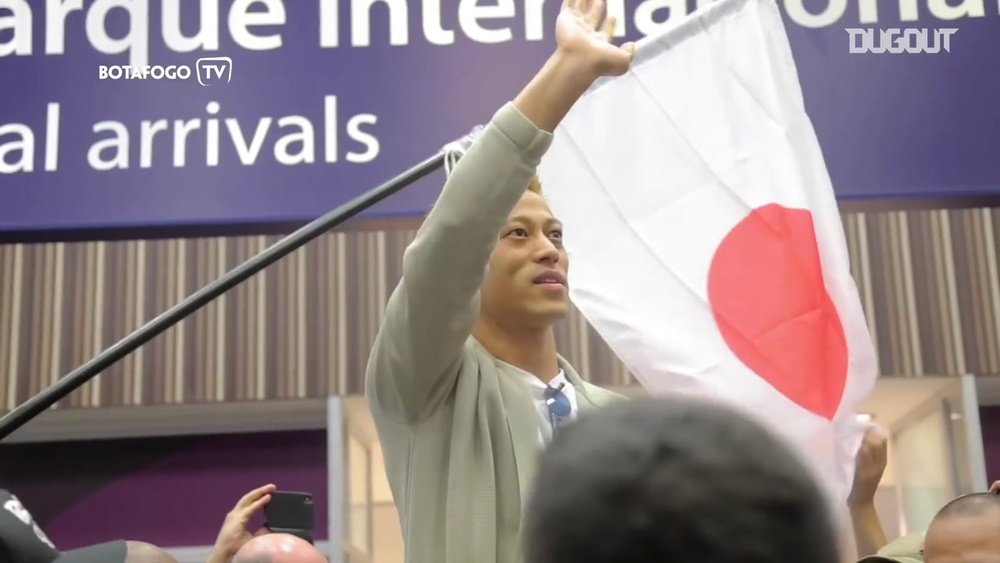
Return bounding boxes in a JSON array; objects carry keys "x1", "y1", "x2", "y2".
[
  {"x1": 849, "y1": 426, "x2": 889, "y2": 557},
  {"x1": 365, "y1": 0, "x2": 635, "y2": 424},
  {"x1": 515, "y1": 0, "x2": 634, "y2": 132}
]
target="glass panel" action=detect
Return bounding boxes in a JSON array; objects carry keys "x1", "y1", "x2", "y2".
[
  {"x1": 892, "y1": 405, "x2": 955, "y2": 534},
  {"x1": 949, "y1": 374, "x2": 989, "y2": 493},
  {"x1": 348, "y1": 434, "x2": 371, "y2": 556},
  {"x1": 344, "y1": 546, "x2": 370, "y2": 563},
  {"x1": 371, "y1": 446, "x2": 403, "y2": 563},
  {"x1": 943, "y1": 393, "x2": 978, "y2": 495},
  {"x1": 338, "y1": 398, "x2": 390, "y2": 563}
]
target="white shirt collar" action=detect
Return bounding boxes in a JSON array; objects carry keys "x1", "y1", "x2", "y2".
[{"x1": 509, "y1": 367, "x2": 579, "y2": 445}]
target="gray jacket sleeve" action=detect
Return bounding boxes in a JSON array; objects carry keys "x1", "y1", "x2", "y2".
[{"x1": 365, "y1": 103, "x2": 553, "y2": 424}]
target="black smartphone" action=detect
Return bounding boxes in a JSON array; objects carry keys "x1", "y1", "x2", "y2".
[{"x1": 264, "y1": 491, "x2": 315, "y2": 543}]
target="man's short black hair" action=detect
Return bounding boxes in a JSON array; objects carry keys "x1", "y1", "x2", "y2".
[{"x1": 523, "y1": 397, "x2": 840, "y2": 563}]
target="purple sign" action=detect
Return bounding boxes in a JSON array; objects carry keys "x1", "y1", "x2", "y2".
[{"x1": 0, "y1": 0, "x2": 998, "y2": 236}]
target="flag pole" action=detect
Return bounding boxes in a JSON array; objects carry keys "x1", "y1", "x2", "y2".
[{"x1": 0, "y1": 152, "x2": 446, "y2": 441}]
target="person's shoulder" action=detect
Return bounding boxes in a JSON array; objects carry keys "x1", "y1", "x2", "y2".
[
  {"x1": 882, "y1": 532, "x2": 924, "y2": 554},
  {"x1": 858, "y1": 533, "x2": 924, "y2": 563}
]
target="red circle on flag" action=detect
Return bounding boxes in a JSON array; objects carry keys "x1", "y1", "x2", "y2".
[{"x1": 707, "y1": 204, "x2": 848, "y2": 420}]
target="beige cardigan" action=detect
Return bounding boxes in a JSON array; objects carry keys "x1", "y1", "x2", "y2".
[{"x1": 365, "y1": 103, "x2": 622, "y2": 563}]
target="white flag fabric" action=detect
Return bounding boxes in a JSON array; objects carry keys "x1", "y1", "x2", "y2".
[{"x1": 538, "y1": 0, "x2": 878, "y2": 505}]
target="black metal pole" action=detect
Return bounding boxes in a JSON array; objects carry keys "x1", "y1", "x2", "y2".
[{"x1": 0, "y1": 152, "x2": 446, "y2": 441}]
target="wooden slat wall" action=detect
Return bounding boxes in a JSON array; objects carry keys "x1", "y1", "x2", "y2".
[{"x1": 1, "y1": 207, "x2": 999, "y2": 411}]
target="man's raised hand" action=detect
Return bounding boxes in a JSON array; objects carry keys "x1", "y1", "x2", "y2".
[
  {"x1": 207, "y1": 484, "x2": 277, "y2": 563},
  {"x1": 849, "y1": 425, "x2": 888, "y2": 506},
  {"x1": 513, "y1": 0, "x2": 635, "y2": 132},
  {"x1": 556, "y1": 0, "x2": 635, "y2": 78}
]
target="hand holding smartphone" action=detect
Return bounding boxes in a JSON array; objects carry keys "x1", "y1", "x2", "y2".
[{"x1": 264, "y1": 491, "x2": 315, "y2": 544}]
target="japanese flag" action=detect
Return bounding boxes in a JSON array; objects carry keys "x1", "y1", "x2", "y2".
[{"x1": 538, "y1": 0, "x2": 878, "y2": 504}]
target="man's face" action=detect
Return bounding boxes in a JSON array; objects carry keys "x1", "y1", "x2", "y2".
[
  {"x1": 480, "y1": 191, "x2": 569, "y2": 329},
  {"x1": 924, "y1": 509, "x2": 1000, "y2": 563}
]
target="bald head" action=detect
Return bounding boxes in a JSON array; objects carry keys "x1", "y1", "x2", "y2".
[
  {"x1": 124, "y1": 541, "x2": 178, "y2": 563},
  {"x1": 934, "y1": 492, "x2": 1000, "y2": 520},
  {"x1": 924, "y1": 493, "x2": 1000, "y2": 563},
  {"x1": 232, "y1": 534, "x2": 326, "y2": 563}
]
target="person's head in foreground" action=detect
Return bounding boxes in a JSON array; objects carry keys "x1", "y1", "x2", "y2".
[
  {"x1": 231, "y1": 533, "x2": 326, "y2": 563},
  {"x1": 121, "y1": 541, "x2": 178, "y2": 563},
  {"x1": 922, "y1": 492, "x2": 1000, "y2": 563},
  {"x1": 523, "y1": 397, "x2": 840, "y2": 563},
  {"x1": 477, "y1": 178, "x2": 569, "y2": 334},
  {"x1": 47, "y1": 540, "x2": 177, "y2": 563}
]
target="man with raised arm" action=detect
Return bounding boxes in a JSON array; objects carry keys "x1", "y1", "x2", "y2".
[{"x1": 364, "y1": 1, "x2": 635, "y2": 561}]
